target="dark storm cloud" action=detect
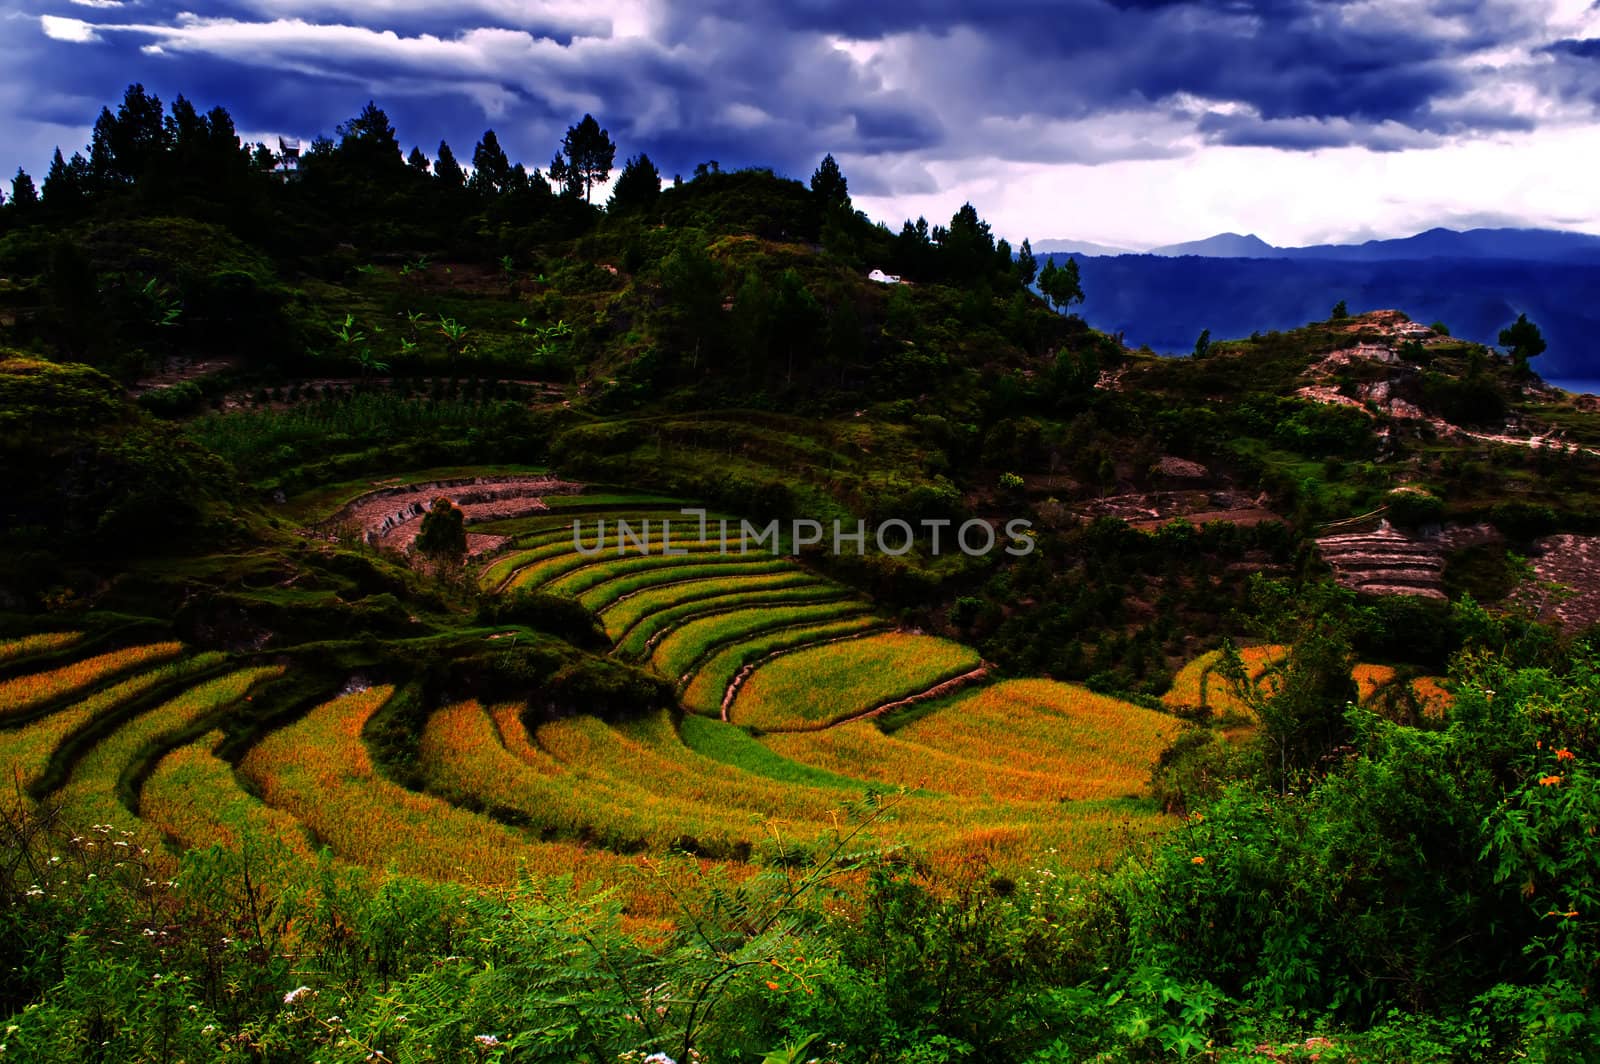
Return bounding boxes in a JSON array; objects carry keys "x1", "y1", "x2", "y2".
[
  {"x1": 0, "y1": 0, "x2": 1588, "y2": 193},
  {"x1": 1545, "y1": 36, "x2": 1600, "y2": 58}
]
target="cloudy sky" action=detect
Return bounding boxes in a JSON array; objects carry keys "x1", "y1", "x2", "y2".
[{"x1": 5, "y1": 0, "x2": 1600, "y2": 247}]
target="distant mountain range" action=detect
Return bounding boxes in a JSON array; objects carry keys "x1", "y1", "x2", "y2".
[
  {"x1": 1041, "y1": 227, "x2": 1600, "y2": 265},
  {"x1": 1032, "y1": 227, "x2": 1600, "y2": 378}
]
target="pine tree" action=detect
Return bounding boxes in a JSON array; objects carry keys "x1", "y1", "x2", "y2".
[
  {"x1": 470, "y1": 130, "x2": 512, "y2": 196},
  {"x1": 41, "y1": 148, "x2": 87, "y2": 207},
  {"x1": 10, "y1": 168, "x2": 38, "y2": 209},
  {"x1": 607, "y1": 153, "x2": 661, "y2": 214},
  {"x1": 809, "y1": 153, "x2": 849, "y2": 207},
  {"x1": 434, "y1": 141, "x2": 465, "y2": 189},
  {"x1": 555, "y1": 114, "x2": 615, "y2": 202},
  {"x1": 1016, "y1": 238, "x2": 1038, "y2": 287},
  {"x1": 407, "y1": 146, "x2": 431, "y2": 174}
]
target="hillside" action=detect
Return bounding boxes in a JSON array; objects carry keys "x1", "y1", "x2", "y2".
[{"x1": 2, "y1": 87, "x2": 1598, "y2": 1063}]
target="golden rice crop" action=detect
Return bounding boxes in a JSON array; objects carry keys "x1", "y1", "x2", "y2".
[
  {"x1": 1161, "y1": 645, "x2": 1286, "y2": 715},
  {"x1": 140, "y1": 730, "x2": 315, "y2": 856},
  {"x1": 240, "y1": 689, "x2": 671, "y2": 913},
  {"x1": 731, "y1": 632, "x2": 981, "y2": 731},
  {"x1": 53, "y1": 666, "x2": 284, "y2": 831},
  {"x1": 0, "y1": 641, "x2": 187, "y2": 718},
  {"x1": 0, "y1": 631, "x2": 82, "y2": 665},
  {"x1": 681, "y1": 618, "x2": 887, "y2": 716},
  {"x1": 599, "y1": 571, "x2": 821, "y2": 638},
  {"x1": 894, "y1": 680, "x2": 1182, "y2": 800},
  {"x1": 423, "y1": 704, "x2": 836, "y2": 856},
  {"x1": 0, "y1": 653, "x2": 224, "y2": 800},
  {"x1": 1410, "y1": 675, "x2": 1453, "y2": 716},
  {"x1": 1352, "y1": 663, "x2": 1399, "y2": 703}
]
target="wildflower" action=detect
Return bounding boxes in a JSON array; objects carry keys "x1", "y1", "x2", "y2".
[
  {"x1": 1191, "y1": 856, "x2": 1206, "y2": 865},
  {"x1": 473, "y1": 1034, "x2": 500, "y2": 1048},
  {"x1": 283, "y1": 986, "x2": 312, "y2": 1005},
  {"x1": 1556, "y1": 748, "x2": 1576, "y2": 761},
  {"x1": 766, "y1": 980, "x2": 781, "y2": 990},
  {"x1": 643, "y1": 1055, "x2": 676, "y2": 1064},
  {"x1": 1539, "y1": 775, "x2": 1563, "y2": 787}
]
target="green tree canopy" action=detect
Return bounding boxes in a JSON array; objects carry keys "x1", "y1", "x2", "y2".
[
  {"x1": 1499, "y1": 313, "x2": 1547, "y2": 375},
  {"x1": 607, "y1": 152, "x2": 662, "y2": 214},
  {"x1": 555, "y1": 114, "x2": 616, "y2": 202},
  {"x1": 1016, "y1": 238, "x2": 1038, "y2": 287},
  {"x1": 809, "y1": 153, "x2": 849, "y2": 207},
  {"x1": 470, "y1": 130, "x2": 513, "y2": 197},
  {"x1": 415, "y1": 497, "x2": 468, "y2": 560},
  {"x1": 9, "y1": 168, "x2": 37, "y2": 209},
  {"x1": 434, "y1": 140, "x2": 465, "y2": 189}
]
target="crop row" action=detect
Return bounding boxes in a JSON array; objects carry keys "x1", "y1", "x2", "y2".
[
  {"x1": 731, "y1": 632, "x2": 982, "y2": 730},
  {"x1": 238, "y1": 688, "x2": 674, "y2": 916},
  {"x1": 0, "y1": 631, "x2": 82, "y2": 666},
  {"x1": 614, "y1": 585, "x2": 854, "y2": 661},
  {"x1": 599, "y1": 571, "x2": 821, "y2": 638},
  {"x1": 1, "y1": 653, "x2": 226, "y2": 802},
  {"x1": 140, "y1": 729, "x2": 316, "y2": 856},
  {"x1": 421, "y1": 703, "x2": 835, "y2": 859},
  {"x1": 52, "y1": 666, "x2": 284, "y2": 833},
  {"x1": 650, "y1": 601, "x2": 876, "y2": 682},
  {"x1": 576, "y1": 558, "x2": 796, "y2": 611},
  {"x1": 0, "y1": 642, "x2": 188, "y2": 719},
  {"x1": 680, "y1": 618, "x2": 889, "y2": 717},
  {"x1": 507, "y1": 543, "x2": 757, "y2": 593},
  {"x1": 892, "y1": 680, "x2": 1181, "y2": 799}
]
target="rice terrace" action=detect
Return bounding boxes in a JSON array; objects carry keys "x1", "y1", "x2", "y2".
[{"x1": 3, "y1": 65, "x2": 1600, "y2": 1064}]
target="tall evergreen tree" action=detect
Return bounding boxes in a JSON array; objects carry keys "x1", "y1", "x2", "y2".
[
  {"x1": 555, "y1": 114, "x2": 615, "y2": 202},
  {"x1": 810, "y1": 153, "x2": 849, "y2": 207},
  {"x1": 434, "y1": 140, "x2": 465, "y2": 189},
  {"x1": 470, "y1": 130, "x2": 512, "y2": 197},
  {"x1": 41, "y1": 149, "x2": 87, "y2": 207},
  {"x1": 407, "y1": 146, "x2": 431, "y2": 174},
  {"x1": 10, "y1": 168, "x2": 38, "y2": 209},
  {"x1": 607, "y1": 153, "x2": 661, "y2": 214},
  {"x1": 1016, "y1": 238, "x2": 1038, "y2": 287},
  {"x1": 335, "y1": 101, "x2": 404, "y2": 178}
]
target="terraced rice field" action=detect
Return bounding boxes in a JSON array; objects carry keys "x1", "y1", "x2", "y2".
[
  {"x1": 0, "y1": 631, "x2": 81, "y2": 665},
  {"x1": 54, "y1": 666, "x2": 285, "y2": 829},
  {"x1": 141, "y1": 730, "x2": 316, "y2": 856},
  {"x1": 730, "y1": 632, "x2": 983, "y2": 730},
  {"x1": 0, "y1": 641, "x2": 186, "y2": 718},
  {"x1": 1164, "y1": 646, "x2": 1455, "y2": 719},
  {"x1": 1161, "y1": 645, "x2": 1286, "y2": 715},
  {"x1": 239, "y1": 688, "x2": 674, "y2": 915},
  {"x1": 0, "y1": 488, "x2": 1244, "y2": 913},
  {"x1": 1, "y1": 653, "x2": 225, "y2": 799}
]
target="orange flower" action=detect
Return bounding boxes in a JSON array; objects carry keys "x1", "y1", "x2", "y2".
[
  {"x1": 1191, "y1": 856, "x2": 1206, "y2": 865},
  {"x1": 1556, "y1": 748, "x2": 1576, "y2": 762},
  {"x1": 1538, "y1": 775, "x2": 1563, "y2": 787},
  {"x1": 765, "y1": 981, "x2": 780, "y2": 991}
]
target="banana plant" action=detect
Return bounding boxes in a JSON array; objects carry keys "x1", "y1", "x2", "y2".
[
  {"x1": 139, "y1": 278, "x2": 182, "y2": 328},
  {"x1": 438, "y1": 315, "x2": 469, "y2": 371}
]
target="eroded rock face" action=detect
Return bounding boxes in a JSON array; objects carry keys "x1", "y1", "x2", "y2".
[
  {"x1": 1522, "y1": 534, "x2": 1600, "y2": 631},
  {"x1": 1315, "y1": 523, "x2": 1447, "y2": 600}
]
